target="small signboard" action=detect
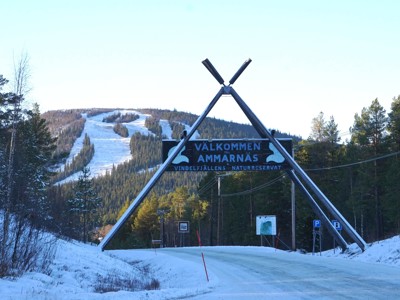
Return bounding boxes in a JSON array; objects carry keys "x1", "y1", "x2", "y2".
[
  {"x1": 178, "y1": 221, "x2": 190, "y2": 233},
  {"x1": 313, "y1": 219, "x2": 321, "y2": 229},
  {"x1": 331, "y1": 220, "x2": 342, "y2": 231},
  {"x1": 162, "y1": 139, "x2": 292, "y2": 172},
  {"x1": 256, "y1": 215, "x2": 277, "y2": 235}
]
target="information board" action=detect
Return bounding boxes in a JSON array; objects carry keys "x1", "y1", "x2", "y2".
[
  {"x1": 178, "y1": 221, "x2": 190, "y2": 233},
  {"x1": 256, "y1": 215, "x2": 277, "y2": 236}
]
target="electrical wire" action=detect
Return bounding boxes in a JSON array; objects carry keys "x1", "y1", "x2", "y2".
[
  {"x1": 305, "y1": 150, "x2": 400, "y2": 171},
  {"x1": 197, "y1": 149, "x2": 400, "y2": 198},
  {"x1": 197, "y1": 177, "x2": 217, "y2": 195},
  {"x1": 221, "y1": 174, "x2": 286, "y2": 198}
]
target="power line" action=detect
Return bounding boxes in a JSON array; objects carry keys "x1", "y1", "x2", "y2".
[
  {"x1": 197, "y1": 177, "x2": 217, "y2": 195},
  {"x1": 197, "y1": 172, "x2": 236, "y2": 195},
  {"x1": 221, "y1": 174, "x2": 286, "y2": 198},
  {"x1": 198, "y1": 150, "x2": 400, "y2": 197},
  {"x1": 305, "y1": 150, "x2": 400, "y2": 171}
]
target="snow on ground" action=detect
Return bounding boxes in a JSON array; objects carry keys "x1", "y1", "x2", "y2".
[
  {"x1": 57, "y1": 109, "x2": 201, "y2": 184},
  {"x1": 57, "y1": 110, "x2": 148, "y2": 183},
  {"x1": 159, "y1": 119, "x2": 172, "y2": 139},
  {"x1": 0, "y1": 238, "x2": 214, "y2": 300},
  {"x1": 321, "y1": 235, "x2": 400, "y2": 266},
  {"x1": 0, "y1": 235, "x2": 399, "y2": 299},
  {"x1": 57, "y1": 110, "x2": 184, "y2": 184}
]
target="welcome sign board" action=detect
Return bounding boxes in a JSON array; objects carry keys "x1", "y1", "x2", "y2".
[{"x1": 162, "y1": 139, "x2": 292, "y2": 172}]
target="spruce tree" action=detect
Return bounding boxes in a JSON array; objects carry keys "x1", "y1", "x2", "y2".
[
  {"x1": 16, "y1": 104, "x2": 57, "y2": 224},
  {"x1": 69, "y1": 167, "x2": 101, "y2": 242}
]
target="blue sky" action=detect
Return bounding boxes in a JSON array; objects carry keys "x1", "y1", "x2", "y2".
[{"x1": 1, "y1": 0, "x2": 399, "y2": 139}]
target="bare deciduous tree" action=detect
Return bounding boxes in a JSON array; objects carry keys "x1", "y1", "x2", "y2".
[{"x1": 13, "y1": 51, "x2": 31, "y2": 96}]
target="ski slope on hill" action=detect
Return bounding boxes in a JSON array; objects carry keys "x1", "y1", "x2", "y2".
[{"x1": 57, "y1": 109, "x2": 199, "y2": 184}]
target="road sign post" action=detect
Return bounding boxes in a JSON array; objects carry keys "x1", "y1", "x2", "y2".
[
  {"x1": 331, "y1": 220, "x2": 342, "y2": 253},
  {"x1": 312, "y1": 219, "x2": 322, "y2": 255},
  {"x1": 178, "y1": 221, "x2": 190, "y2": 247}
]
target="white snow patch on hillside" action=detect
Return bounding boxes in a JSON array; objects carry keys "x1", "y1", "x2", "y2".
[
  {"x1": 56, "y1": 109, "x2": 202, "y2": 184},
  {"x1": 56, "y1": 110, "x2": 189, "y2": 184},
  {"x1": 159, "y1": 119, "x2": 172, "y2": 139}
]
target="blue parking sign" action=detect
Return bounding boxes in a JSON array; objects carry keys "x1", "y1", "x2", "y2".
[{"x1": 313, "y1": 219, "x2": 321, "y2": 228}]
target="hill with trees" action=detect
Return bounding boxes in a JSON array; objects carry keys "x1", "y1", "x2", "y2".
[
  {"x1": 43, "y1": 108, "x2": 299, "y2": 238},
  {"x1": 41, "y1": 99, "x2": 400, "y2": 253}
]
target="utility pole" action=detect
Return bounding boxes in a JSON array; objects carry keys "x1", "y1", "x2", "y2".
[
  {"x1": 291, "y1": 148, "x2": 296, "y2": 251},
  {"x1": 157, "y1": 209, "x2": 168, "y2": 248},
  {"x1": 217, "y1": 176, "x2": 221, "y2": 246},
  {"x1": 209, "y1": 188, "x2": 214, "y2": 246},
  {"x1": 291, "y1": 171, "x2": 296, "y2": 251}
]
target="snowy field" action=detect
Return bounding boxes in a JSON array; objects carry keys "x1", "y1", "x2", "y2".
[{"x1": 0, "y1": 235, "x2": 399, "y2": 299}]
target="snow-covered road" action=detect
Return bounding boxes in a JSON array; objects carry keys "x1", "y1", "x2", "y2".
[
  {"x1": 2, "y1": 238, "x2": 400, "y2": 299},
  {"x1": 158, "y1": 246, "x2": 400, "y2": 299}
]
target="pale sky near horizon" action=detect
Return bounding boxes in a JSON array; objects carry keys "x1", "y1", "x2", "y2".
[{"x1": 1, "y1": 0, "x2": 399, "y2": 139}]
